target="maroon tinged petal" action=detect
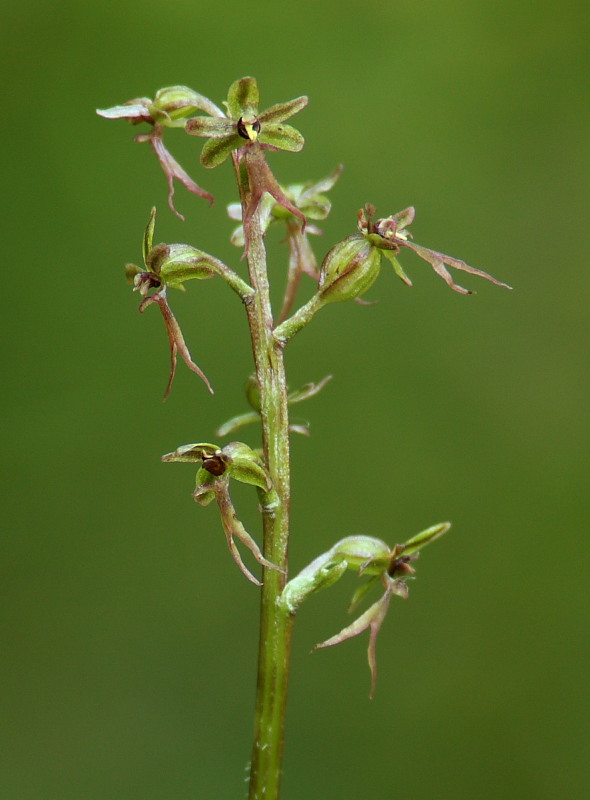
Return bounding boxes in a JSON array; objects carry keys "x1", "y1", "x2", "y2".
[
  {"x1": 402, "y1": 240, "x2": 512, "y2": 295},
  {"x1": 241, "y1": 145, "x2": 306, "y2": 255},
  {"x1": 135, "y1": 125, "x2": 214, "y2": 220},
  {"x1": 139, "y1": 290, "x2": 213, "y2": 398}
]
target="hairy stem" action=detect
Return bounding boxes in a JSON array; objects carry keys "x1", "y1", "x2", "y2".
[{"x1": 234, "y1": 153, "x2": 293, "y2": 800}]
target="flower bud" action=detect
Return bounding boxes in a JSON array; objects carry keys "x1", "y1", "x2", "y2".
[{"x1": 318, "y1": 234, "x2": 381, "y2": 303}]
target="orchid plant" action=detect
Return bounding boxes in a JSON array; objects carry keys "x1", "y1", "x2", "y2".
[{"x1": 98, "y1": 76, "x2": 510, "y2": 800}]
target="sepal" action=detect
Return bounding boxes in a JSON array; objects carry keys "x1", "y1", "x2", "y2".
[
  {"x1": 398, "y1": 521, "x2": 451, "y2": 556},
  {"x1": 221, "y1": 442, "x2": 272, "y2": 492},
  {"x1": 193, "y1": 468, "x2": 217, "y2": 507},
  {"x1": 226, "y1": 76, "x2": 260, "y2": 120}
]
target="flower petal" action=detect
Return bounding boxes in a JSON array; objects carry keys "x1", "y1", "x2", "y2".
[
  {"x1": 227, "y1": 76, "x2": 260, "y2": 119},
  {"x1": 381, "y1": 249, "x2": 413, "y2": 287},
  {"x1": 299, "y1": 164, "x2": 343, "y2": 200},
  {"x1": 142, "y1": 207, "x2": 157, "y2": 266},
  {"x1": 401, "y1": 521, "x2": 451, "y2": 556},
  {"x1": 185, "y1": 116, "x2": 236, "y2": 138},
  {"x1": 199, "y1": 134, "x2": 243, "y2": 168},
  {"x1": 403, "y1": 241, "x2": 512, "y2": 294},
  {"x1": 392, "y1": 206, "x2": 415, "y2": 230},
  {"x1": 259, "y1": 122, "x2": 304, "y2": 152},
  {"x1": 258, "y1": 95, "x2": 308, "y2": 124},
  {"x1": 153, "y1": 85, "x2": 225, "y2": 119},
  {"x1": 96, "y1": 101, "x2": 152, "y2": 121}
]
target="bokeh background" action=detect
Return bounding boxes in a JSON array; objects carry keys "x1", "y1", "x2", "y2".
[{"x1": 3, "y1": 1, "x2": 589, "y2": 798}]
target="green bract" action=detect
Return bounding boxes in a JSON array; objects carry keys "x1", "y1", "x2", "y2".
[{"x1": 186, "y1": 76, "x2": 308, "y2": 168}]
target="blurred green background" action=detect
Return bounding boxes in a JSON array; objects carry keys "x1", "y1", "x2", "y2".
[{"x1": 3, "y1": 0, "x2": 589, "y2": 798}]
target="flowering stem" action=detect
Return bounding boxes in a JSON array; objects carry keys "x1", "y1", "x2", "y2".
[{"x1": 233, "y1": 155, "x2": 293, "y2": 800}]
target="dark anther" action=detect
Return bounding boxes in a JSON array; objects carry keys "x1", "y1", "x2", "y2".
[
  {"x1": 203, "y1": 454, "x2": 229, "y2": 476},
  {"x1": 237, "y1": 117, "x2": 261, "y2": 140},
  {"x1": 387, "y1": 553, "x2": 418, "y2": 577}
]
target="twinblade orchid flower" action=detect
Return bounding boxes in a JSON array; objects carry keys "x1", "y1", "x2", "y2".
[
  {"x1": 359, "y1": 204, "x2": 513, "y2": 295},
  {"x1": 161, "y1": 441, "x2": 283, "y2": 586},
  {"x1": 281, "y1": 523, "x2": 451, "y2": 696},
  {"x1": 125, "y1": 208, "x2": 216, "y2": 398},
  {"x1": 185, "y1": 76, "x2": 307, "y2": 168},
  {"x1": 186, "y1": 77, "x2": 309, "y2": 252},
  {"x1": 97, "y1": 86, "x2": 222, "y2": 219}
]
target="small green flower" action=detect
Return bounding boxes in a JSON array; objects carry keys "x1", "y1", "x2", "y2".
[
  {"x1": 97, "y1": 86, "x2": 222, "y2": 219},
  {"x1": 281, "y1": 522, "x2": 451, "y2": 696},
  {"x1": 162, "y1": 441, "x2": 281, "y2": 586},
  {"x1": 358, "y1": 204, "x2": 513, "y2": 295},
  {"x1": 316, "y1": 204, "x2": 512, "y2": 303},
  {"x1": 185, "y1": 76, "x2": 308, "y2": 169},
  {"x1": 126, "y1": 208, "x2": 216, "y2": 397},
  {"x1": 186, "y1": 77, "x2": 309, "y2": 251}
]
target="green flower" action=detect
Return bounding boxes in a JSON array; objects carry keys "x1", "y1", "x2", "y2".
[
  {"x1": 281, "y1": 523, "x2": 451, "y2": 697},
  {"x1": 162, "y1": 441, "x2": 282, "y2": 586},
  {"x1": 358, "y1": 204, "x2": 513, "y2": 295},
  {"x1": 97, "y1": 86, "x2": 222, "y2": 219},
  {"x1": 185, "y1": 76, "x2": 307, "y2": 168},
  {"x1": 125, "y1": 208, "x2": 217, "y2": 398}
]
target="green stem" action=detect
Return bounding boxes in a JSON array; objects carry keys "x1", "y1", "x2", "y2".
[
  {"x1": 273, "y1": 293, "x2": 326, "y2": 346},
  {"x1": 234, "y1": 153, "x2": 293, "y2": 800}
]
